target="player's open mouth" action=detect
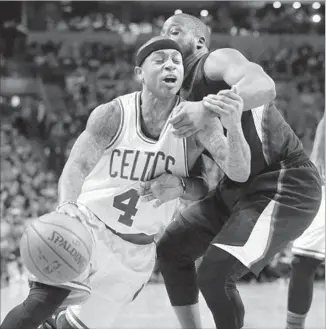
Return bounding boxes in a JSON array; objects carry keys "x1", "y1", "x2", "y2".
[{"x1": 163, "y1": 76, "x2": 177, "y2": 85}]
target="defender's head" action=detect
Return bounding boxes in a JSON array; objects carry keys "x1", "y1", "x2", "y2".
[
  {"x1": 161, "y1": 13, "x2": 210, "y2": 58},
  {"x1": 135, "y1": 36, "x2": 184, "y2": 99}
]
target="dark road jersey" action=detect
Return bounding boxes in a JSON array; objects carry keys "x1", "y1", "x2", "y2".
[{"x1": 181, "y1": 53, "x2": 308, "y2": 178}]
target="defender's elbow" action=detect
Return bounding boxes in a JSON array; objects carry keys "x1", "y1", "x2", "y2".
[
  {"x1": 228, "y1": 168, "x2": 250, "y2": 183},
  {"x1": 260, "y1": 70, "x2": 276, "y2": 101},
  {"x1": 252, "y1": 63, "x2": 276, "y2": 101},
  {"x1": 266, "y1": 77, "x2": 276, "y2": 101},
  {"x1": 236, "y1": 172, "x2": 250, "y2": 183},
  {"x1": 230, "y1": 174, "x2": 249, "y2": 183}
]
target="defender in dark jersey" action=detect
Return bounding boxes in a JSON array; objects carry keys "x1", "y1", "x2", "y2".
[
  {"x1": 160, "y1": 13, "x2": 276, "y2": 139},
  {"x1": 157, "y1": 14, "x2": 322, "y2": 329}
]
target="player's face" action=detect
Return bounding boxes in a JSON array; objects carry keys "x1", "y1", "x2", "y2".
[
  {"x1": 141, "y1": 49, "x2": 184, "y2": 98},
  {"x1": 161, "y1": 16, "x2": 196, "y2": 58}
]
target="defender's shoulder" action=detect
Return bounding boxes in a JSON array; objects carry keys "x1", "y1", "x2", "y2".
[
  {"x1": 206, "y1": 48, "x2": 243, "y2": 61},
  {"x1": 205, "y1": 48, "x2": 245, "y2": 69}
]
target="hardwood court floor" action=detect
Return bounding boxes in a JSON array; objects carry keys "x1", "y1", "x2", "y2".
[{"x1": 1, "y1": 279, "x2": 324, "y2": 328}]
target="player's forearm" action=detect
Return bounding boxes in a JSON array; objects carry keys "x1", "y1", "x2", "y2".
[
  {"x1": 234, "y1": 65, "x2": 275, "y2": 111},
  {"x1": 57, "y1": 162, "x2": 88, "y2": 204},
  {"x1": 181, "y1": 176, "x2": 209, "y2": 201},
  {"x1": 196, "y1": 124, "x2": 250, "y2": 182},
  {"x1": 224, "y1": 125, "x2": 251, "y2": 182}
]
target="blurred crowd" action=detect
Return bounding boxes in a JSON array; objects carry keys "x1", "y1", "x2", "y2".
[
  {"x1": 6, "y1": 36, "x2": 324, "y2": 111},
  {"x1": 0, "y1": 121, "x2": 58, "y2": 285},
  {"x1": 10, "y1": 37, "x2": 323, "y2": 149},
  {"x1": 25, "y1": 2, "x2": 324, "y2": 35},
  {"x1": 0, "y1": 7, "x2": 325, "y2": 286}
]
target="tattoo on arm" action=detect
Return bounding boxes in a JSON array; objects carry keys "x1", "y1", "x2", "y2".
[
  {"x1": 58, "y1": 100, "x2": 121, "y2": 203},
  {"x1": 196, "y1": 117, "x2": 228, "y2": 166},
  {"x1": 196, "y1": 118, "x2": 251, "y2": 182},
  {"x1": 225, "y1": 126, "x2": 251, "y2": 181}
]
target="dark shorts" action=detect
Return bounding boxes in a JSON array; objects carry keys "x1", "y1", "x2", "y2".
[{"x1": 178, "y1": 160, "x2": 322, "y2": 276}]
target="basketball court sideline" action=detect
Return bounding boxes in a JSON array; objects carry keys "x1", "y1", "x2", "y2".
[{"x1": 1, "y1": 280, "x2": 324, "y2": 328}]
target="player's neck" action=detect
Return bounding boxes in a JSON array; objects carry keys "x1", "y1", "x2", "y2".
[
  {"x1": 140, "y1": 91, "x2": 177, "y2": 122},
  {"x1": 140, "y1": 91, "x2": 178, "y2": 139}
]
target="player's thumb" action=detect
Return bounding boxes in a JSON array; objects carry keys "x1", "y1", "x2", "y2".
[
  {"x1": 153, "y1": 199, "x2": 163, "y2": 208},
  {"x1": 231, "y1": 85, "x2": 238, "y2": 94}
]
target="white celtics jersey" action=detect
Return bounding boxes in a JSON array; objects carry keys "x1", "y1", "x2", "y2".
[{"x1": 78, "y1": 92, "x2": 188, "y2": 236}]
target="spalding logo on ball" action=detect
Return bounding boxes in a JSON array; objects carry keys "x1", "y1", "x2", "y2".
[{"x1": 20, "y1": 212, "x2": 92, "y2": 284}]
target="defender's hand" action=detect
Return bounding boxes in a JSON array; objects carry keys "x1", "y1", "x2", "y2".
[
  {"x1": 56, "y1": 203, "x2": 88, "y2": 223},
  {"x1": 203, "y1": 86, "x2": 243, "y2": 131},
  {"x1": 169, "y1": 101, "x2": 212, "y2": 138},
  {"x1": 138, "y1": 173, "x2": 184, "y2": 208}
]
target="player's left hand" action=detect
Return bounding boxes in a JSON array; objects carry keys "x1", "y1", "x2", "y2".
[
  {"x1": 202, "y1": 85, "x2": 244, "y2": 131},
  {"x1": 169, "y1": 101, "x2": 213, "y2": 138},
  {"x1": 138, "y1": 173, "x2": 184, "y2": 208}
]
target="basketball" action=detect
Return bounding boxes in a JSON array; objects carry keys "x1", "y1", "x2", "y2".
[{"x1": 20, "y1": 212, "x2": 92, "y2": 284}]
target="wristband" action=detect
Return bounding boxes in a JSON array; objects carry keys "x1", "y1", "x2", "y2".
[
  {"x1": 179, "y1": 176, "x2": 186, "y2": 195},
  {"x1": 56, "y1": 201, "x2": 78, "y2": 211}
]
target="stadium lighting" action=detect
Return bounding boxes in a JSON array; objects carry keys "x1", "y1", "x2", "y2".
[
  {"x1": 63, "y1": 5, "x2": 72, "y2": 13},
  {"x1": 273, "y1": 2, "x2": 282, "y2": 9},
  {"x1": 200, "y1": 10, "x2": 209, "y2": 17},
  {"x1": 312, "y1": 14, "x2": 321, "y2": 23},
  {"x1": 174, "y1": 9, "x2": 183, "y2": 15},
  {"x1": 312, "y1": 2, "x2": 321, "y2": 10},
  {"x1": 230, "y1": 27, "x2": 238, "y2": 36},
  {"x1": 11, "y1": 96, "x2": 20, "y2": 107},
  {"x1": 293, "y1": 2, "x2": 301, "y2": 9}
]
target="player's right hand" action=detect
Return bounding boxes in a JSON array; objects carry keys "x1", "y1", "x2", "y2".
[
  {"x1": 56, "y1": 203, "x2": 88, "y2": 224},
  {"x1": 138, "y1": 173, "x2": 184, "y2": 208}
]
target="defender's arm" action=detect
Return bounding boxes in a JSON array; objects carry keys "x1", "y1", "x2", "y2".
[{"x1": 204, "y1": 48, "x2": 276, "y2": 111}]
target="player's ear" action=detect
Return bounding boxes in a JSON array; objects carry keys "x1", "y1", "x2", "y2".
[
  {"x1": 134, "y1": 66, "x2": 144, "y2": 83},
  {"x1": 196, "y1": 36, "x2": 206, "y2": 50}
]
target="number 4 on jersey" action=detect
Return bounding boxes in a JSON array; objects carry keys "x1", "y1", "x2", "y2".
[{"x1": 113, "y1": 189, "x2": 140, "y2": 227}]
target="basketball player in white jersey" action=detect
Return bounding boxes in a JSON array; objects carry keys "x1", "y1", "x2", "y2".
[
  {"x1": 1, "y1": 37, "x2": 251, "y2": 329},
  {"x1": 286, "y1": 114, "x2": 325, "y2": 329}
]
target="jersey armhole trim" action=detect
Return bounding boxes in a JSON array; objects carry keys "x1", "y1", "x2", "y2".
[
  {"x1": 183, "y1": 137, "x2": 189, "y2": 176},
  {"x1": 105, "y1": 98, "x2": 125, "y2": 150},
  {"x1": 260, "y1": 103, "x2": 271, "y2": 166}
]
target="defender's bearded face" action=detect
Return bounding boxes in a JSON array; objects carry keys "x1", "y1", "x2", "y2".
[{"x1": 161, "y1": 16, "x2": 197, "y2": 58}]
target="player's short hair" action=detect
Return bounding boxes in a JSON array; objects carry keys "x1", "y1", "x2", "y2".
[{"x1": 173, "y1": 13, "x2": 211, "y2": 48}]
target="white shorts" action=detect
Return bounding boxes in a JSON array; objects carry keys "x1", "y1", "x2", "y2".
[
  {"x1": 31, "y1": 203, "x2": 156, "y2": 328},
  {"x1": 292, "y1": 186, "x2": 325, "y2": 260}
]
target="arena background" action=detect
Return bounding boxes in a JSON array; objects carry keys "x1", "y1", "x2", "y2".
[{"x1": 0, "y1": 1, "x2": 325, "y2": 328}]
